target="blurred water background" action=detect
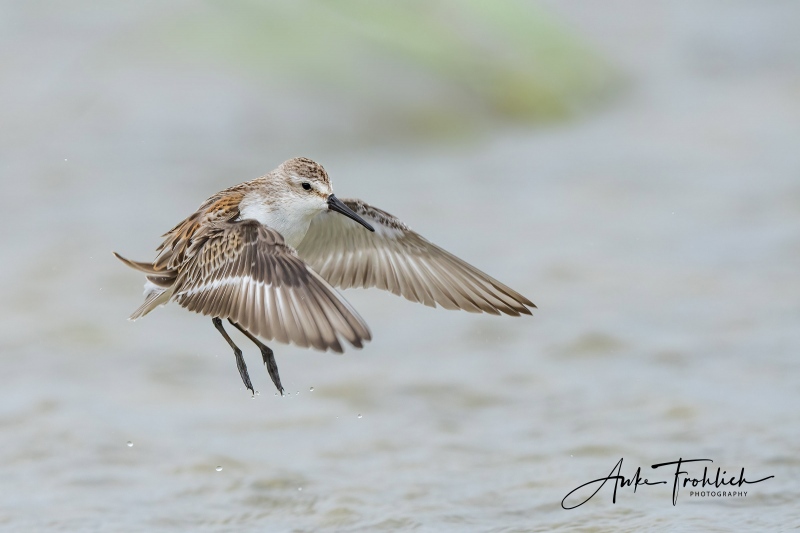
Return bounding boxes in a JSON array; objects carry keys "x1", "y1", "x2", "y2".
[{"x1": 1, "y1": 1, "x2": 799, "y2": 531}]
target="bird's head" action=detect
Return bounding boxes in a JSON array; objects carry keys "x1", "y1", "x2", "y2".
[
  {"x1": 238, "y1": 158, "x2": 373, "y2": 248},
  {"x1": 274, "y1": 157, "x2": 374, "y2": 231}
]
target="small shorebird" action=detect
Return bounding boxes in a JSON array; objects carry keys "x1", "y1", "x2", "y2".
[{"x1": 115, "y1": 158, "x2": 535, "y2": 395}]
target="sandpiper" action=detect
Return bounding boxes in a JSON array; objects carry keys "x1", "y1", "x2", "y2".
[{"x1": 115, "y1": 157, "x2": 535, "y2": 395}]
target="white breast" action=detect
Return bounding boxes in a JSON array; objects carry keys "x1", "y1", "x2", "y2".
[{"x1": 239, "y1": 197, "x2": 315, "y2": 249}]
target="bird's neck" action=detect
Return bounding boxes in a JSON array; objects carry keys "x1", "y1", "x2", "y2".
[{"x1": 239, "y1": 197, "x2": 315, "y2": 249}]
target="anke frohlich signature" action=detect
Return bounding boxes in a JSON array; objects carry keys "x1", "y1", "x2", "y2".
[{"x1": 562, "y1": 458, "x2": 774, "y2": 509}]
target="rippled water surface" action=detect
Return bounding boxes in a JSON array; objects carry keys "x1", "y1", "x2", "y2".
[{"x1": 1, "y1": 1, "x2": 799, "y2": 531}]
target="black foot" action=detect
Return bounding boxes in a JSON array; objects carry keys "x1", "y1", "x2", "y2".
[
  {"x1": 261, "y1": 345, "x2": 284, "y2": 396},
  {"x1": 213, "y1": 317, "x2": 254, "y2": 394},
  {"x1": 228, "y1": 319, "x2": 285, "y2": 396}
]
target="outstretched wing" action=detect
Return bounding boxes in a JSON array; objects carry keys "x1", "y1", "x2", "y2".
[
  {"x1": 296, "y1": 199, "x2": 535, "y2": 316},
  {"x1": 172, "y1": 220, "x2": 372, "y2": 353}
]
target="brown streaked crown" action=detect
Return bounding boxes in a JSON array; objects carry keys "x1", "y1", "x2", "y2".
[{"x1": 280, "y1": 157, "x2": 330, "y2": 186}]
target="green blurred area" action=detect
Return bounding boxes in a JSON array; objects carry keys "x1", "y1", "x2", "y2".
[{"x1": 148, "y1": 0, "x2": 615, "y2": 138}]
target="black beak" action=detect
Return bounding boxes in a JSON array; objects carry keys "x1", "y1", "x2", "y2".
[{"x1": 327, "y1": 195, "x2": 375, "y2": 232}]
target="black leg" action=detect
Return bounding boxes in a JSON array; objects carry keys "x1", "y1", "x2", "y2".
[
  {"x1": 212, "y1": 317, "x2": 254, "y2": 394},
  {"x1": 228, "y1": 319, "x2": 284, "y2": 396}
]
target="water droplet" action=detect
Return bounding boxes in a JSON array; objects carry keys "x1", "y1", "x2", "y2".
[
  {"x1": 295, "y1": 391, "x2": 299, "y2": 395},
  {"x1": 126, "y1": 441, "x2": 133, "y2": 447},
  {"x1": 297, "y1": 487, "x2": 303, "y2": 491},
  {"x1": 357, "y1": 414, "x2": 362, "y2": 419},
  {"x1": 215, "y1": 466, "x2": 223, "y2": 472},
  {"x1": 309, "y1": 387, "x2": 314, "y2": 392}
]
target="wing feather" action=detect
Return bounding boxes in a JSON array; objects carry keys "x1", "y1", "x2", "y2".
[
  {"x1": 172, "y1": 220, "x2": 371, "y2": 352},
  {"x1": 296, "y1": 199, "x2": 535, "y2": 315}
]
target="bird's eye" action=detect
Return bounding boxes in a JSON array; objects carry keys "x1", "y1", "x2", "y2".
[{"x1": 302, "y1": 182, "x2": 312, "y2": 191}]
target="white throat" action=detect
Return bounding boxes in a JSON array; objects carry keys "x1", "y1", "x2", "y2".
[{"x1": 239, "y1": 198, "x2": 318, "y2": 249}]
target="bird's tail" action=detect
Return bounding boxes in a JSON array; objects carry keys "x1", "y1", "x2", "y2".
[
  {"x1": 129, "y1": 283, "x2": 173, "y2": 320},
  {"x1": 113, "y1": 251, "x2": 162, "y2": 275},
  {"x1": 113, "y1": 252, "x2": 176, "y2": 320}
]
